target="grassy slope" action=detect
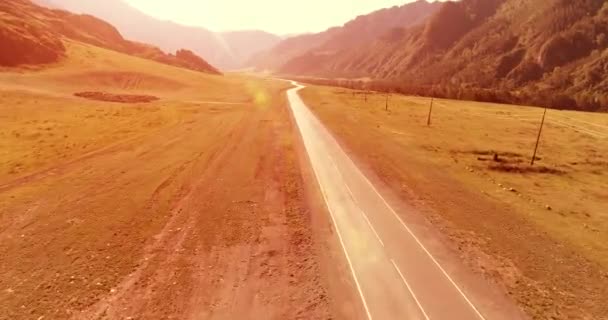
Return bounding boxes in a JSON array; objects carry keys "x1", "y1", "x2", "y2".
[{"x1": 300, "y1": 85, "x2": 608, "y2": 319}]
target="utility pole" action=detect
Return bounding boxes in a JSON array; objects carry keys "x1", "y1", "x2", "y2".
[
  {"x1": 385, "y1": 92, "x2": 390, "y2": 111},
  {"x1": 426, "y1": 97, "x2": 434, "y2": 126},
  {"x1": 531, "y1": 107, "x2": 548, "y2": 166}
]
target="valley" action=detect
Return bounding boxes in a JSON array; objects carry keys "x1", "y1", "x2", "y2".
[
  {"x1": 31, "y1": 0, "x2": 282, "y2": 70},
  {"x1": 1, "y1": 0, "x2": 607, "y2": 319}
]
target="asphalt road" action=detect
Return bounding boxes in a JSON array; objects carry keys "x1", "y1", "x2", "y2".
[{"x1": 286, "y1": 82, "x2": 523, "y2": 320}]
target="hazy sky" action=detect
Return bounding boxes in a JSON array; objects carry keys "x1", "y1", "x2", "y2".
[{"x1": 124, "y1": 0, "x2": 444, "y2": 34}]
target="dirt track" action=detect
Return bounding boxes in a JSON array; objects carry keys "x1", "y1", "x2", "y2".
[{"x1": 0, "y1": 86, "x2": 331, "y2": 319}]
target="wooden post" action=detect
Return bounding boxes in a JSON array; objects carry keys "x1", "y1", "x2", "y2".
[
  {"x1": 426, "y1": 97, "x2": 434, "y2": 126},
  {"x1": 531, "y1": 107, "x2": 548, "y2": 166}
]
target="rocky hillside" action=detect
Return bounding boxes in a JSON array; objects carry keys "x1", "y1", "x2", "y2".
[
  {"x1": 279, "y1": 0, "x2": 608, "y2": 111},
  {"x1": 250, "y1": 0, "x2": 442, "y2": 72},
  {"x1": 32, "y1": 0, "x2": 281, "y2": 70},
  {"x1": 0, "y1": 0, "x2": 220, "y2": 74}
]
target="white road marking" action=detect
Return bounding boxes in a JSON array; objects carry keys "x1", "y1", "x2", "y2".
[
  {"x1": 328, "y1": 153, "x2": 385, "y2": 247},
  {"x1": 288, "y1": 81, "x2": 491, "y2": 320},
  {"x1": 304, "y1": 127, "x2": 374, "y2": 320},
  {"x1": 354, "y1": 160, "x2": 488, "y2": 320},
  {"x1": 358, "y1": 205, "x2": 385, "y2": 248},
  {"x1": 391, "y1": 259, "x2": 431, "y2": 320}
]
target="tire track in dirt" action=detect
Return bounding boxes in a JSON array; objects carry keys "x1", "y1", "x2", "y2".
[
  {"x1": 0, "y1": 120, "x2": 183, "y2": 194},
  {"x1": 0, "y1": 109, "x2": 244, "y2": 320},
  {"x1": 74, "y1": 112, "x2": 251, "y2": 319},
  {"x1": 71, "y1": 93, "x2": 330, "y2": 320}
]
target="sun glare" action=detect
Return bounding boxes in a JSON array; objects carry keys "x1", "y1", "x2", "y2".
[{"x1": 124, "y1": 0, "x2": 442, "y2": 33}]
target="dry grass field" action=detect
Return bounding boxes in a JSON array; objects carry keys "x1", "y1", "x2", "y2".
[
  {"x1": 299, "y1": 85, "x2": 608, "y2": 319},
  {"x1": 0, "y1": 41, "x2": 261, "y2": 183},
  {"x1": 0, "y1": 41, "x2": 333, "y2": 319}
]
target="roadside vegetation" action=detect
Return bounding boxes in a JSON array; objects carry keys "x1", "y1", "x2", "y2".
[
  {"x1": 299, "y1": 84, "x2": 608, "y2": 319},
  {"x1": 289, "y1": 76, "x2": 608, "y2": 112}
]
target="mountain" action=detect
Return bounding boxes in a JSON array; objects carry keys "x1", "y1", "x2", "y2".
[
  {"x1": 32, "y1": 0, "x2": 281, "y2": 70},
  {"x1": 248, "y1": 29, "x2": 341, "y2": 72},
  {"x1": 218, "y1": 30, "x2": 282, "y2": 70},
  {"x1": 249, "y1": 0, "x2": 442, "y2": 71},
  {"x1": 0, "y1": 0, "x2": 220, "y2": 74},
  {"x1": 279, "y1": 0, "x2": 608, "y2": 111}
]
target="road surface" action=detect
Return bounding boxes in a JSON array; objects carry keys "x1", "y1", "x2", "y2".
[{"x1": 286, "y1": 82, "x2": 522, "y2": 320}]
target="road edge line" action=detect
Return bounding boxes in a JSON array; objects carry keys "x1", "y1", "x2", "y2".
[
  {"x1": 391, "y1": 259, "x2": 431, "y2": 320},
  {"x1": 328, "y1": 151, "x2": 385, "y2": 248},
  {"x1": 350, "y1": 154, "x2": 487, "y2": 320}
]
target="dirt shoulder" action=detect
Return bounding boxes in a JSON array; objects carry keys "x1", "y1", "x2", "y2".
[
  {"x1": 0, "y1": 80, "x2": 331, "y2": 319},
  {"x1": 299, "y1": 85, "x2": 608, "y2": 320}
]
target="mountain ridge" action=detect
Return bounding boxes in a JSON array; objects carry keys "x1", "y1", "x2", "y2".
[
  {"x1": 32, "y1": 0, "x2": 281, "y2": 70},
  {"x1": 277, "y1": 0, "x2": 608, "y2": 111},
  {"x1": 249, "y1": 0, "x2": 442, "y2": 72},
  {"x1": 0, "y1": 0, "x2": 220, "y2": 74}
]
